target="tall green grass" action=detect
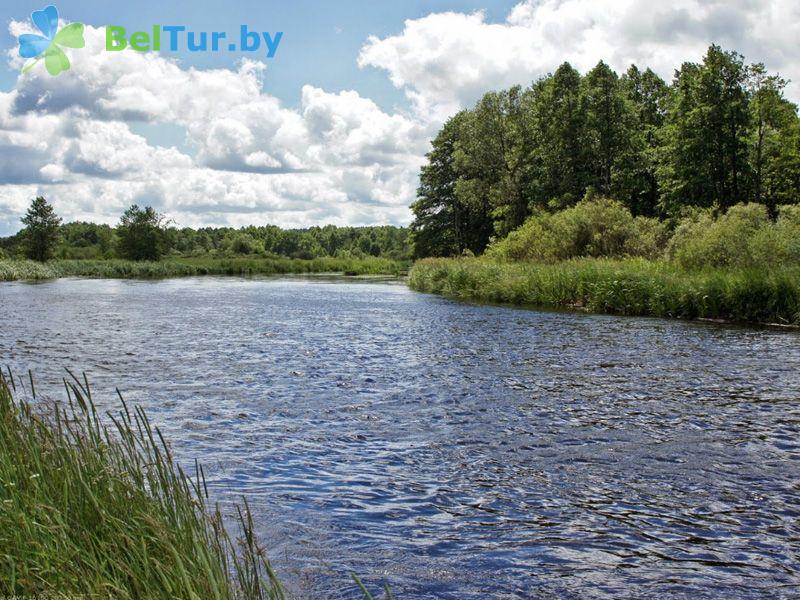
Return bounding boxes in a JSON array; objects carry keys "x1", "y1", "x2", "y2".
[
  {"x1": 409, "y1": 257, "x2": 800, "y2": 326},
  {"x1": 0, "y1": 256, "x2": 408, "y2": 281},
  {"x1": 0, "y1": 370, "x2": 284, "y2": 598},
  {"x1": 0, "y1": 260, "x2": 60, "y2": 281}
]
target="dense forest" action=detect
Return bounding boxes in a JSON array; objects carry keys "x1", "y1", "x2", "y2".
[
  {"x1": 410, "y1": 45, "x2": 800, "y2": 258},
  {"x1": 0, "y1": 215, "x2": 410, "y2": 262}
]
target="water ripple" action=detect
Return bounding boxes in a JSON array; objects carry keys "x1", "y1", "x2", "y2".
[{"x1": 1, "y1": 276, "x2": 799, "y2": 598}]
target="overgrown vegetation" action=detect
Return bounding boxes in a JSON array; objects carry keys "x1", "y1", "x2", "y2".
[
  {"x1": 409, "y1": 258, "x2": 800, "y2": 326},
  {"x1": 410, "y1": 197, "x2": 800, "y2": 325},
  {"x1": 0, "y1": 370, "x2": 284, "y2": 598},
  {"x1": 410, "y1": 45, "x2": 800, "y2": 258},
  {"x1": 0, "y1": 256, "x2": 407, "y2": 281}
]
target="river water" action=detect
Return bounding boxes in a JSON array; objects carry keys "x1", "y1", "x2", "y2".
[{"x1": 1, "y1": 277, "x2": 799, "y2": 598}]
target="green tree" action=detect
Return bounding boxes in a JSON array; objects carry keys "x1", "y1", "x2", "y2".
[
  {"x1": 116, "y1": 205, "x2": 168, "y2": 261},
  {"x1": 409, "y1": 45, "x2": 800, "y2": 258},
  {"x1": 658, "y1": 46, "x2": 751, "y2": 214},
  {"x1": 533, "y1": 62, "x2": 591, "y2": 207},
  {"x1": 225, "y1": 233, "x2": 263, "y2": 255},
  {"x1": 20, "y1": 196, "x2": 61, "y2": 262},
  {"x1": 583, "y1": 61, "x2": 635, "y2": 196},
  {"x1": 760, "y1": 114, "x2": 800, "y2": 209},
  {"x1": 410, "y1": 112, "x2": 459, "y2": 258},
  {"x1": 410, "y1": 112, "x2": 491, "y2": 257},
  {"x1": 456, "y1": 87, "x2": 534, "y2": 236},
  {"x1": 621, "y1": 65, "x2": 669, "y2": 215},
  {"x1": 747, "y1": 64, "x2": 800, "y2": 212}
]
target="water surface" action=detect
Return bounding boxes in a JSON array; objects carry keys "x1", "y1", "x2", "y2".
[{"x1": 1, "y1": 277, "x2": 799, "y2": 598}]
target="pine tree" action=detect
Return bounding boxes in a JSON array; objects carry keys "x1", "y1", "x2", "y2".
[
  {"x1": 21, "y1": 197, "x2": 61, "y2": 262},
  {"x1": 748, "y1": 64, "x2": 800, "y2": 212},
  {"x1": 583, "y1": 61, "x2": 632, "y2": 195}
]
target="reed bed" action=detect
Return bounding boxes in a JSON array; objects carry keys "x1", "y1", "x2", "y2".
[
  {"x1": 0, "y1": 256, "x2": 408, "y2": 281},
  {"x1": 0, "y1": 369, "x2": 285, "y2": 598},
  {"x1": 0, "y1": 260, "x2": 60, "y2": 281},
  {"x1": 409, "y1": 257, "x2": 800, "y2": 326}
]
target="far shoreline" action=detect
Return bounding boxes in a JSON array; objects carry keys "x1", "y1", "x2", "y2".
[{"x1": 4, "y1": 256, "x2": 799, "y2": 330}]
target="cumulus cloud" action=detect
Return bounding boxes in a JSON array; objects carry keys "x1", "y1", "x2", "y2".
[
  {"x1": 0, "y1": 23, "x2": 427, "y2": 234},
  {"x1": 359, "y1": 0, "x2": 800, "y2": 119},
  {"x1": 301, "y1": 86, "x2": 429, "y2": 167}
]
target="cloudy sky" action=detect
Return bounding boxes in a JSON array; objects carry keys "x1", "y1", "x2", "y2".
[{"x1": 1, "y1": 0, "x2": 798, "y2": 235}]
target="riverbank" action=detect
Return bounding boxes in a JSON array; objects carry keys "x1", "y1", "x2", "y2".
[
  {"x1": 5, "y1": 255, "x2": 799, "y2": 327},
  {"x1": 0, "y1": 371, "x2": 286, "y2": 599},
  {"x1": 409, "y1": 257, "x2": 800, "y2": 326},
  {"x1": 0, "y1": 256, "x2": 408, "y2": 281}
]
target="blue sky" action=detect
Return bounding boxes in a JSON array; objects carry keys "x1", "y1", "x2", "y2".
[
  {"x1": 2, "y1": 0, "x2": 517, "y2": 150},
  {"x1": 1, "y1": 0, "x2": 798, "y2": 235},
  {"x1": 2, "y1": 1, "x2": 519, "y2": 111}
]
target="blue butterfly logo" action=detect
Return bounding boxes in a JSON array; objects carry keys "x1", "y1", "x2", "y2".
[{"x1": 18, "y1": 5, "x2": 85, "y2": 76}]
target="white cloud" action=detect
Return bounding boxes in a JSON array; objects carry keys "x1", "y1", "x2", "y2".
[
  {"x1": 1, "y1": 24, "x2": 427, "y2": 234},
  {"x1": 302, "y1": 85, "x2": 430, "y2": 167},
  {"x1": 359, "y1": 0, "x2": 800, "y2": 119},
  {"x1": 63, "y1": 119, "x2": 193, "y2": 177}
]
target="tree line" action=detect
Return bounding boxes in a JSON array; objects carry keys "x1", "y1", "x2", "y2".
[
  {"x1": 410, "y1": 45, "x2": 800, "y2": 258},
  {"x1": 1, "y1": 201, "x2": 410, "y2": 262}
]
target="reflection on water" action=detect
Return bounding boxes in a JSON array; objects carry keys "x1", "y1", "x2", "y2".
[{"x1": 1, "y1": 276, "x2": 799, "y2": 598}]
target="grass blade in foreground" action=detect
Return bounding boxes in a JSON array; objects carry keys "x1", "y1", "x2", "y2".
[{"x1": 0, "y1": 370, "x2": 284, "y2": 599}]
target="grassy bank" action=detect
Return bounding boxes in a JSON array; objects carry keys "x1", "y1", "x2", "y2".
[
  {"x1": 409, "y1": 257, "x2": 800, "y2": 326},
  {"x1": 0, "y1": 256, "x2": 408, "y2": 281},
  {"x1": 0, "y1": 371, "x2": 285, "y2": 598}
]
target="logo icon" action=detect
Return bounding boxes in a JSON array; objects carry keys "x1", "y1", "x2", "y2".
[{"x1": 18, "y1": 5, "x2": 85, "y2": 76}]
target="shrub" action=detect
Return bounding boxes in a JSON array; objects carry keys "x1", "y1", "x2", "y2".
[
  {"x1": 485, "y1": 213, "x2": 558, "y2": 261},
  {"x1": 625, "y1": 216, "x2": 670, "y2": 260},
  {"x1": 487, "y1": 197, "x2": 666, "y2": 262},
  {"x1": 226, "y1": 233, "x2": 264, "y2": 255},
  {"x1": 773, "y1": 204, "x2": 800, "y2": 264},
  {"x1": 669, "y1": 203, "x2": 800, "y2": 269}
]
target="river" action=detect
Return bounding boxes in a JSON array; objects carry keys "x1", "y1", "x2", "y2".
[{"x1": 1, "y1": 276, "x2": 799, "y2": 598}]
